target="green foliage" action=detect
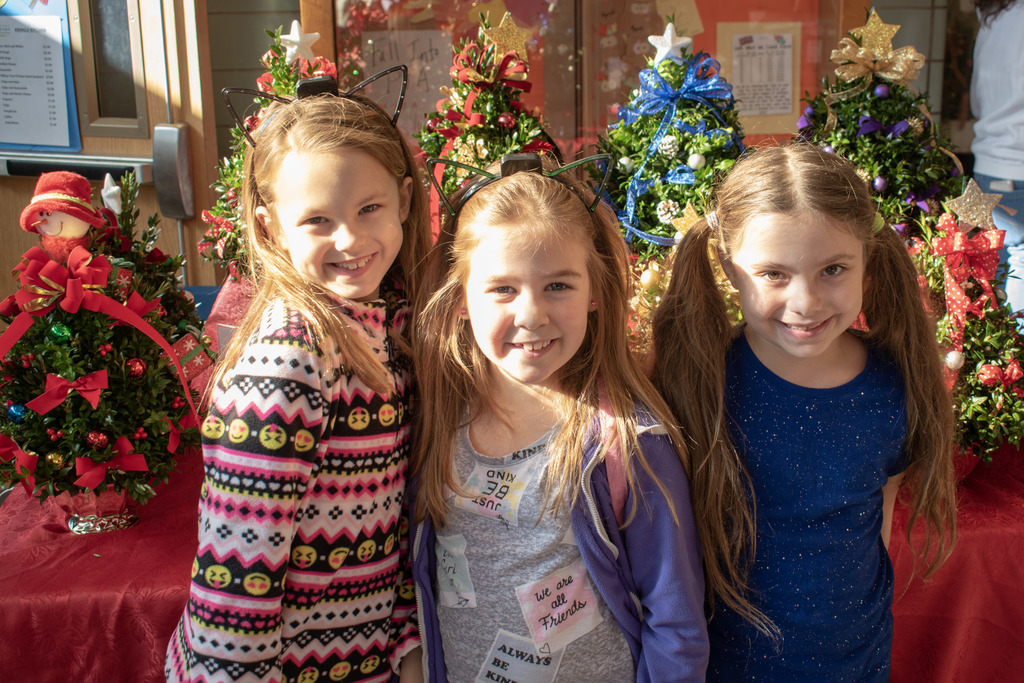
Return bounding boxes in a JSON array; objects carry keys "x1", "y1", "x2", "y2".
[
  {"x1": 597, "y1": 48, "x2": 745, "y2": 263},
  {"x1": 413, "y1": 16, "x2": 557, "y2": 201},
  {"x1": 799, "y1": 74, "x2": 964, "y2": 236},
  {"x1": 0, "y1": 174, "x2": 211, "y2": 504},
  {"x1": 910, "y1": 222, "x2": 1024, "y2": 461}
]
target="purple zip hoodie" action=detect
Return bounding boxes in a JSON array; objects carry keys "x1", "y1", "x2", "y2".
[{"x1": 410, "y1": 410, "x2": 709, "y2": 681}]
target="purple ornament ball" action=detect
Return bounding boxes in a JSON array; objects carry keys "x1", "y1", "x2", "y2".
[
  {"x1": 872, "y1": 176, "x2": 888, "y2": 192},
  {"x1": 804, "y1": 105, "x2": 815, "y2": 117},
  {"x1": 873, "y1": 84, "x2": 890, "y2": 99},
  {"x1": 823, "y1": 144, "x2": 836, "y2": 155}
]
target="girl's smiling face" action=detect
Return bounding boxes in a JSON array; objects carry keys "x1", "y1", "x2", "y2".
[
  {"x1": 721, "y1": 212, "x2": 867, "y2": 382},
  {"x1": 461, "y1": 224, "x2": 594, "y2": 396},
  {"x1": 257, "y1": 147, "x2": 411, "y2": 302}
]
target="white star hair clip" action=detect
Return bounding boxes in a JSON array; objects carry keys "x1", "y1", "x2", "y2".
[
  {"x1": 281, "y1": 19, "x2": 320, "y2": 63},
  {"x1": 648, "y1": 22, "x2": 692, "y2": 64}
]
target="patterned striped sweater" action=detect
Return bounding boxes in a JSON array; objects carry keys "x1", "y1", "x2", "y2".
[{"x1": 166, "y1": 287, "x2": 418, "y2": 683}]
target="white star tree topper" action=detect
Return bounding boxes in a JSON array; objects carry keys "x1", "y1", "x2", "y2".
[
  {"x1": 281, "y1": 20, "x2": 320, "y2": 63},
  {"x1": 648, "y1": 23, "x2": 692, "y2": 64}
]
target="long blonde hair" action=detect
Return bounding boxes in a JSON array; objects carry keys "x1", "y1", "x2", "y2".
[
  {"x1": 413, "y1": 156, "x2": 688, "y2": 528},
  {"x1": 652, "y1": 143, "x2": 956, "y2": 631},
  {"x1": 213, "y1": 94, "x2": 431, "y2": 395}
]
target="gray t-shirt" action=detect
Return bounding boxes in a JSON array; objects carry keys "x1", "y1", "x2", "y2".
[{"x1": 435, "y1": 427, "x2": 635, "y2": 683}]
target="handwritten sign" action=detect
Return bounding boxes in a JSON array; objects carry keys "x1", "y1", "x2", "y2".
[
  {"x1": 361, "y1": 29, "x2": 452, "y2": 137},
  {"x1": 515, "y1": 558, "x2": 603, "y2": 653},
  {"x1": 435, "y1": 533, "x2": 477, "y2": 608},
  {"x1": 476, "y1": 629, "x2": 564, "y2": 683}
]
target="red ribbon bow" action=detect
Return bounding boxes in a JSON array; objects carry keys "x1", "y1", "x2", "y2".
[
  {"x1": 0, "y1": 246, "x2": 200, "y2": 424},
  {"x1": 932, "y1": 229, "x2": 1004, "y2": 285},
  {"x1": 74, "y1": 436, "x2": 149, "y2": 488},
  {"x1": 25, "y1": 370, "x2": 108, "y2": 414},
  {"x1": 0, "y1": 433, "x2": 37, "y2": 493},
  {"x1": 164, "y1": 411, "x2": 199, "y2": 453},
  {"x1": 978, "y1": 359, "x2": 1024, "y2": 394}
]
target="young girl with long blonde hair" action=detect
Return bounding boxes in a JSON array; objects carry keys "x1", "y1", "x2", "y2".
[
  {"x1": 652, "y1": 143, "x2": 957, "y2": 680},
  {"x1": 410, "y1": 153, "x2": 708, "y2": 682},
  {"x1": 166, "y1": 75, "x2": 431, "y2": 683}
]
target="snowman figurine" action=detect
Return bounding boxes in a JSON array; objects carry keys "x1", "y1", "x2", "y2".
[{"x1": 18, "y1": 171, "x2": 107, "y2": 264}]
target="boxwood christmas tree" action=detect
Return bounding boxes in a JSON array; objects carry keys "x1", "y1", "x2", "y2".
[
  {"x1": 414, "y1": 12, "x2": 557, "y2": 207},
  {"x1": 798, "y1": 10, "x2": 963, "y2": 237},
  {"x1": 595, "y1": 21, "x2": 744, "y2": 348},
  {"x1": 0, "y1": 172, "x2": 211, "y2": 504},
  {"x1": 800, "y1": 11, "x2": 1023, "y2": 463},
  {"x1": 909, "y1": 185, "x2": 1024, "y2": 463}
]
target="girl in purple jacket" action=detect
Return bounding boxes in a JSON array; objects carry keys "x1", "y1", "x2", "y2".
[{"x1": 409, "y1": 152, "x2": 708, "y2": 682}]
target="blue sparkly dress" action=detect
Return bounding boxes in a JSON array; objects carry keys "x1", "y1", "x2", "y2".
[{"x1": 707, "y1": 334, "x2": 909, "y2": 682}]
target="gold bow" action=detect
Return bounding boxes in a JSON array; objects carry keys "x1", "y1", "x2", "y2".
[{"x1": 830, "y1": 37, "x2": 925, "y2": 85}]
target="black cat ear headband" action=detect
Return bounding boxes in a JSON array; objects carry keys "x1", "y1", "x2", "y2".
[
  {"x1": 222, "y1": 64, "x2": 408, "y2": 148},
  {"x1": 426, "y1": 152, "x2": 615, "y2": 218}
]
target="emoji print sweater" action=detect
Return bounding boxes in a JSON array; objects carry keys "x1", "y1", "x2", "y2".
[{"x1": 166, "y1": 284, "x2": 419, "y2": 683}]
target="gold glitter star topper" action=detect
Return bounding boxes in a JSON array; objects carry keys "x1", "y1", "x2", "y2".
[
  {"x1": 483, "y1": 12, "x2": 531, "y2": 61},
  {"x1": 946, "y1": 178, "x2": 1002, "y2": 230},
  {"x1": 850, "y1": 10, "x2": 900, "y2": 55}
]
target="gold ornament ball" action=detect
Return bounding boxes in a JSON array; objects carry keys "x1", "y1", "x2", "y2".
[
  {"x1": 640, "y1": 268, "x2": 662, "y2": 289},
  {"x1": 46, "y1": 452, "x2": 65, "y2": 467}
]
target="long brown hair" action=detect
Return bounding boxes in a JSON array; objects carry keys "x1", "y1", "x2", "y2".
[
  {"x1": 652, "y1": 143, "x2": 956, "y2": 630},
  {"x1": 413, "y1": 156, "x2": 688, "y2": 528},
  {"x1": 213, "y1": 94, "x2": 431, "y2": 395}
]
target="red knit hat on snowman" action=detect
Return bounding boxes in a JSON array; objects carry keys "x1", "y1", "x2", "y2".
[{"x1": 19, "y1": 171, "x2": 106, "y2": 235}]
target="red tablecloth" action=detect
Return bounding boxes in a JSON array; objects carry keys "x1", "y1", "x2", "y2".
[
  {"x1": 0, "y1": 449, "x2": 203, "y2": 683},
  {"x1": 890, "y1": 442, "x2": 1024, "y2": 682},
  {"x1": 1, "y1": 442, "x2": 1021, "y2": 681}
]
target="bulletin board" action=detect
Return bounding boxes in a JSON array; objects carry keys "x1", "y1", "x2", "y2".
[
  {"x1": 323, "y1": 0, "x2": 845, "y2": 149},
  {"x1": 0, "y1": 0, "x2": 81, "y2": 152}
]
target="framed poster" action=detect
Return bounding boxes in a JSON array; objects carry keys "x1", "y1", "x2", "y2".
[{"x1": 0, "y1": 0, "x2": 81, "y2": 152}]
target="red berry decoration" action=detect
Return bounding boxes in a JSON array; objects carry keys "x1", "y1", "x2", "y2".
[
  {"x1": 46, "y1": 428, "x2": 64, "y2": 441},
  {"x1": 86, "y1": 430, "x2": 109, "y2": 449},
  {"x1": 497, "y1": 112, "x2": 516, "y2": 128},
  {"x1": 98, "y1": 344, "x2": 113, "y2": 357},
  {"x1": 126, "y1": 358, "x2": 146, "y2": 378},
  {"x1": 133, "y1": 427, "x2": 148, "y2": 440}
]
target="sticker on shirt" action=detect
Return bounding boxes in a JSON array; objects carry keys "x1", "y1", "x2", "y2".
[
  {"x1": 515, "y1": 558, "x2": 603, "y2": 653},
  {"x1": 476, "y1": 629, "x2": 565, "y2": 683},
  {"x1": 453, "y1": 454, "x2": 541, "y2": 527},
  {"x1": 435, "y1": 533, "x2": 476, "y2": 608}
]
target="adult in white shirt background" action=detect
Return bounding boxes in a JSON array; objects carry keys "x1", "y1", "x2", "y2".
[{"x1": 971, "y1": 0, "x2": 1024, "y2": 320}]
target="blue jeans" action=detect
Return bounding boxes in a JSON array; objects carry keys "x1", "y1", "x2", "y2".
[{"x1": 973, "y1": 172, "x2": 1024, "y2": 318}]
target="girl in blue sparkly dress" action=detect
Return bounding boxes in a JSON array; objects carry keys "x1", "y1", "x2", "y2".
[{"x1": 651, "y1": 144, "x2": 957, "y2": 681}]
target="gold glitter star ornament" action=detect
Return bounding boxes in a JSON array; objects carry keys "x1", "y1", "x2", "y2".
[
  {"x1": 483, "y1": 12, "x2": 532, "y2": 61},
  {"x1": 850, "y1": 10, "x2": 900, "y2": 55},
  {"x1": 946, "y1": 178, "x2": 1002, "y2": 230}
]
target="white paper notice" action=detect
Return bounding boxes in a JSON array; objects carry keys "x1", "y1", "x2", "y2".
[
  {"x1": 730, "y1": 33, "x2": 794, "y2": 117},
  {"x1": 0, "y1": 15, "x2": 70, "y2": 147}
]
